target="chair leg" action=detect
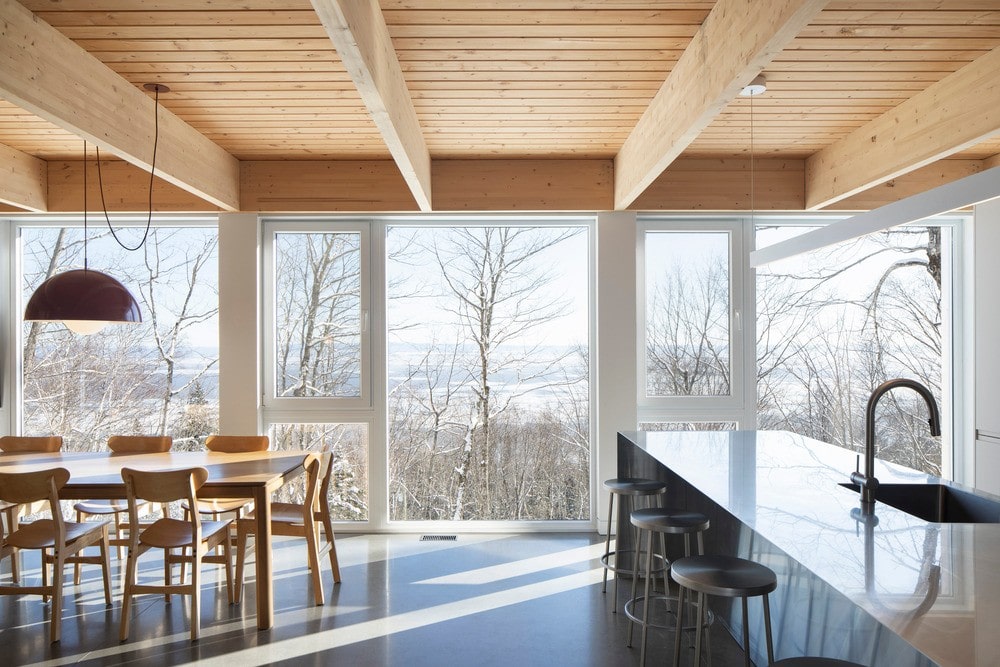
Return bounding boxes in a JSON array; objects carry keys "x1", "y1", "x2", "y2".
[
  {"x1": 235, "y1": 526, "x2": 248, "y2": 604},
  {"x1": 223, "y1": 535, "x2": 234, "y2": 606},
  {"x1": 694, "y1": 591, "x2": 706, "y2": 667},
  {"x1": 112, "y1": 511, "x2": 123, "y2": 561},
  {"x1": 763, "y1": 593, "x2": 775, "y2": 665},
  {"x1": 190, "y1": 546, "x2": 201, "y2": 641},
  {"x1": 6, "y1": 507, "x2": 19, "y2": 584},
  {"x1": 305, "y1": 515, "x2": 324, "y2": 606},
  {"x1": 50, "y1": 551, "x2": 64, "y2": 643},
  {"x1": 625, "y1": 527, "x2": 642, "y2": 648},
  {"x1": 41, "y1": 548, "x2": 49, "y2": 603},
  {"x1": 639, "y1": 529, "x2": 654, "y2": 667},
  {"x1": 120, "y1": 545, "x2": 139, "y2": 641},
  {"x1": 741, "y1": 596, "x2": 751, "y2": 667},
  {"x1": 320, "y1": 511, "x2": 341, "y2": 584},
  {"x1": 164, "y1": 548, "x2": 173, "y2": 603},
  {"x1": 74, "y1": 510, "x2": 83, "y2": 585},
  {"x1": 99, "y1": 526, "x2": 113, "y2": 606}
]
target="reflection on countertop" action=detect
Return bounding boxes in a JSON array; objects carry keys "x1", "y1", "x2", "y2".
[{"x1": 620, "y1": 430, "x2": 1000, "y2": 667}]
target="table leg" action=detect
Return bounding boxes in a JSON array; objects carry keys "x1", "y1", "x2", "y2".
[{"x1": 253, "y1": 487, "x2": 273, "y2": 630}]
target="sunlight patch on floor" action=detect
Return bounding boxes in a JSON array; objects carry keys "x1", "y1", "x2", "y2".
[{"x1": 414, "y1": 542, "x2": 605, "y2": 585}]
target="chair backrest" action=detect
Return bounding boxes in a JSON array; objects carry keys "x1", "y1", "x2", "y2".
[
  {"x1": 317, "y1": 451, "x2": 335, "y2": 515},
  {"x1": 205, "y1": 435, "x2": 268, "y2": 453},
  {"x1": 109, "y1": 435, "x2": 172, "y2": 454},
  {"x1": 121, "y1": 467, "x2": 209, "y2": 545},
  {"x1": 0, "y1": 436, "x2": 63, "y2": 453},
  {"x1": 0, "y1": 468, "x2": 70, "y2": 545},
  {"x1": 300, "y1": 453, "x2": 323, "y2": 518}
]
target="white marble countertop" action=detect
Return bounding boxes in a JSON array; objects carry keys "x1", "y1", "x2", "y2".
[{"x1": 622, "y1": 430, "x2": 1000, "y2": 667}]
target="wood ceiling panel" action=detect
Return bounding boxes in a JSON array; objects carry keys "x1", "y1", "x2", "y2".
[
  {"x1": 12, "y1": 0, "x2": 385, "y2": 161},
  {"x1": 6, "y1": 0, "x2": 1000, "y2": 199}
]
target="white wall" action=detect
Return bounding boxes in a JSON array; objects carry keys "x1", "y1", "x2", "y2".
[
  {"x1": 218, "y1": 212, "x2": 261, "y2": 435},
  {"x1": 596, "y1": 211, "x2": 638, "y2": 531},
  {"x1": 974, "y1": 199, "x2": 1000, "y2": 494}
]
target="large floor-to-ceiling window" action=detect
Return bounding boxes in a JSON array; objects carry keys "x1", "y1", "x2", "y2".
[{"x1": 14, "y1": 218, "x2": 219, "y2": 451}]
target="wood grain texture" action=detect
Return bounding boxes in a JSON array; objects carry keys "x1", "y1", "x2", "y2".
[
  {"x1": 240, "y1": 160, "x2": 417, "y2": 212},
  {"x1": 47, "y1": 159, "x2": 218, "y2": 212},
  {"x1": 0, "y1": 141, "x2": 46, "y2": 211}
]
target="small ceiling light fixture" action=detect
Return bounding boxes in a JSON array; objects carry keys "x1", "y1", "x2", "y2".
[
  {"x1": 739, "y1": 74, "x2": 767, "y2": 227},
  {"x1": 24, "y1": 83, "x2": 168, "y2": 334}
]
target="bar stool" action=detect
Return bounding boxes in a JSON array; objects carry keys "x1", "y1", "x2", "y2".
[
  {"x1": 671, "y1": 555, "x2": 777, "y2": 667},
  {"x1": 626, "y1": 507, "x2": 710, "y2": 667},
  {"x1": 601, "y1": 478, "x2": 667, "y2": 612},
  {"x1": 772, "y1": 660, "x2": 865, "y2": 666}
]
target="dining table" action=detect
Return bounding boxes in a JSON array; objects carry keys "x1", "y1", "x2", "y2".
[{"x1": 0, "y1": 448, "x2": 309, "y2": 630}]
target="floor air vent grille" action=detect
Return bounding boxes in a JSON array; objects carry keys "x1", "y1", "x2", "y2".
[{"x1": 420, "y1": 535, "x2": 457, "y2": 541}]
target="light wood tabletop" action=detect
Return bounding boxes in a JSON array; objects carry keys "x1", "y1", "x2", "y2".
[{"x1": 0, "y1": 449, "x2": 309, "y2": 630}]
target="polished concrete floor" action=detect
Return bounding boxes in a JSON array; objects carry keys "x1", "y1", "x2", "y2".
[{"x1": 0, "y1": 533, "x2": 748, "y2": 666}]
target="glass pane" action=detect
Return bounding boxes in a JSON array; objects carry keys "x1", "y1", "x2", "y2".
[
  {"x1": 270, "y1": 423, "x2": 369, "y2": 521},
  {"x1": 386, "y1": 225, "x2": 590, "y2": 521},
  {"x1": 756, "y1": 225, "x2": 947, "y2": 476},
  {"x1": 21, "y1": 226, "x2": 219, "y2": 451},
  {"x1": 273, "y1": 232, "x2": 362, "y2": 398},
  {"x1": 645, "y1": 231, "x2": 731, "y2": 397}
]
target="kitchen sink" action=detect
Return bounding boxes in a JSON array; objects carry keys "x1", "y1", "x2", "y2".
[{"x1": 839, "y1": 482, "x2": 1000, "y2": 523}]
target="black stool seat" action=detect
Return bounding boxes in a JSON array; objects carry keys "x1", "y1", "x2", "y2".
[
  {"x1": 671, "y1": 555, "x2": 777, "y2": 598},
  {"x1": 630, "y1": 507, "x2": 709, "y2": 534},
  {"x1": 604, "y1": 478, "x2": 667, "y2": 496},
  {"x1": 772, "y1": 659, "x2": 866, "y2": 666}
]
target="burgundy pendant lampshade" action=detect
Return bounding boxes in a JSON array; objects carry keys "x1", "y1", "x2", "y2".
[{"x1": 24, "y1": 268, "x2": 142, "y2": 334}]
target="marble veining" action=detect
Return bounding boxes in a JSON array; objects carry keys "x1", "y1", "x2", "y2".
[{"x1": 620, "y1": 430, "x2": 1000, "y2": 667}]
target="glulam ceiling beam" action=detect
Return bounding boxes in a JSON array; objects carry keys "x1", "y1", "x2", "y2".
[
  {"x1": 0, "y1": 141, "x2": 46, "y2": 211},
  {"x1": 310, "y1": 0, "x2": 432, "y2": 211},
  {"x1": 613, "y1": 0, "x2": 829, "y2": 210},
  {"x1": 0, "y1": 0, "x2": 239, "y2": 210},
  {"x1": 805, "y1": 45, "x2": 1000, "y2": 210}
]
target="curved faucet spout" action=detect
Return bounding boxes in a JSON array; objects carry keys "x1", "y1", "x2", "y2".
[{"x1": 851, "y1": 378, "x2": 941, "y2": 505}]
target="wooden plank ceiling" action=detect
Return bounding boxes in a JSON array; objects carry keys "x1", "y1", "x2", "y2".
[{"x1": 1, "y1": 0, "x2": 1000, "y2": 212}]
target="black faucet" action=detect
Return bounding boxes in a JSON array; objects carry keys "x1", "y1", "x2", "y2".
[{"x1": 850, "y1": 378, "x2": 941, "y2": 505}]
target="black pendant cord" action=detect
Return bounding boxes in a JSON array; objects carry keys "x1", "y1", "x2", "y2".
[
  {"x1": 83, "y1": 139, "x2": 89, "y2": 272},
  {"x1": 749, "y1": 90, "x2": 756, "y2": 229},
  {"x1": 94, "y1": 85, "x2": 160, "y2": 252}
]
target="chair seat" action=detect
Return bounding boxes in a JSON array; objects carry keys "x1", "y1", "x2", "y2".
[
  {"x1": 73, "y1": 499, "x2": 137, "y2": 514},
  {"x1": 630, "y1": 507, "x2": 710, "y2": 534},
  {"x1": 138, "y1": 518, "x2": 231, "y2": 550},
  {"x1": 671, "y1": 555, "x2": 777, "y2": 598},
  {"x1": 182, "y1": 498, "x2": 251, "y2": 514},
  {"x1": 603, "y1": 477, "x2": 667, "y2": 496},
  {"x1": 243, "y1": 503, "x2": 310, "y2": 527},
  {"x1": 6, "y1": 519, "x2": 109, "y2": 550}
]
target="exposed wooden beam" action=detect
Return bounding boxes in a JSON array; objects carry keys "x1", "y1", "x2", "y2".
[
  {"x1": 632, "y1": 158, "x2": 804, "y2": 211},
  {"x1": 828, "y1": 159, "x2": 984, "y2": 211},
  {"x1": 48, "y1": 159, "x2": 217, "y2": 212},
  {"x1": 433, "y1": 160, "x2": 612, "y2": 211},
  {"x1": 985, "y1": 153, "x2": 1000, "y2": 170},
  {"x1": 613, "y1": 0, "x2": 829, "y2": 210},
  {"x1": 0, "y1": 141, "x2": 46, "y2": 211},
  {"x1": 0, "y1": 0, "x2": 239, "y2": 210},
  {"x1": 241, "y1": 160, "x2": 417, "y2": 212},
  {"x1": 805, "y1": 46, "x2": 1000, "y2": 210},
  {"x1": 310, "y1": 0, "x2": 432, "y2": 211}
]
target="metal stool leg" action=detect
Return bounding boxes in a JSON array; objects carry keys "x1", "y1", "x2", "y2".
[
  {"x1": 741, "y1": 596, "x2": 751, "y2": 667},
  {"x1": 603, "y1": 491, "x2": 614, "y2": 595},
  {"x1": 763, "y1": 593, "x2": 775, "y2": 665},
  {"x1": 626, "y1": 526, "x2": 642, "y2": 647},
  {"x1": 639, "y1": 528, "x2": 654, "y2": 666},
  {"x1": 673, "y1": 584, "x2": 686, "y2": 667}
]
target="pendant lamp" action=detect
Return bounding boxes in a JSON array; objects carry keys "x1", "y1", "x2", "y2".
[
  {"x1": 739, "y1": 74, "x2": 767, "y2": 227},
  {"x1": 24, "y1": 83, "x2": 168, "y2": 334}
]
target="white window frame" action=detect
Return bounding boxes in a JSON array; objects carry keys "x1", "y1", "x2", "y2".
[
  {"x1": 8, "y1": 214, "x2": 219, "y2": 436},
  {"x1": 381, "y1": 214, "x2": 597, "y2": 530},
  {"x1": 637, "y1": 216, "x2": 752, "y2": 428},
  {"x1": 261, "y1": 219, "x2": 372, "y2": 413}
]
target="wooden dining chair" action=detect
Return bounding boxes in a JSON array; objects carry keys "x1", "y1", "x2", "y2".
[
  {"x1": 0, "y1": 467, "x2": 113, "y2": 643},
  {"x1": 180, "y1": 435, "x2": 268, "y2": 578},
  {"x1": 119, "y1": 466, "x2": 234, "y2": 642},
  {"x1": 73, "y1": 435, "x2": 173, "y2": 583},
  {"x1": 0, "y1": 435, "x2": 63, "y2": 584},
  {"x1": 234, "y1": 451, "x2": 341, "y2": 606}
]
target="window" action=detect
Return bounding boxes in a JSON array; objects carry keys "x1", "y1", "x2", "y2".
[
  {"x1": 18, "y1": 221, "x2": 219, "y2": 451},
  {"x1": 264, "y1": 223, "x2": 369, "y2": 408},
  {"x1": 385, "y1": 222, "x2": 591, "y2": 521},
  {"x1": 638, "y1": 219, "x2": 749, "y2": 427},
  {"x1": 756, "y1": 221, "x2": 957, "y2": 477},
  {"x1": 262, "y1": 220, "x2": 371, "y2": 524}
]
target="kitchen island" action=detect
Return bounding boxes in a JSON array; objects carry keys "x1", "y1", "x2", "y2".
[{"x1": 618, "y1": 430, "x2": 1000, "y2": 667}]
